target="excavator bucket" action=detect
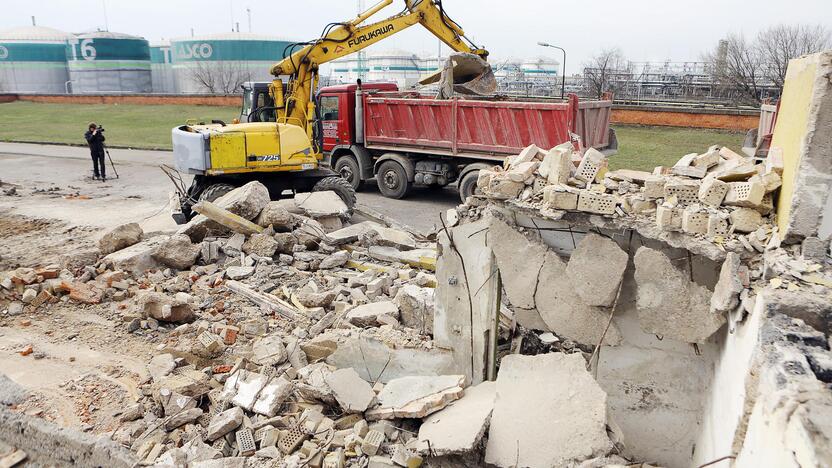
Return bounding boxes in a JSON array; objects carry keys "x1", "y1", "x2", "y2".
[{"x1": 419, "y1": 52, "x2": 497, "y2": 99}]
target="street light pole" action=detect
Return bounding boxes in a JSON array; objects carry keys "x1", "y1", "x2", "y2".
[{"x1": 537, "y1": 41, "x2": 566, "y2": 100}]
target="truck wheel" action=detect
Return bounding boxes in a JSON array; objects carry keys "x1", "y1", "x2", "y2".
[
  {"x1": 458, "y1": 170, "x2": 481, "y2": 202},
  {"x1": 377, "y1": 160, "x2": 412, "y2": 199},
  {"x1": 334, "y1": 155, "x2": 364, "y2": 191},
  {"x1": 312, "y1": 176, "x2": 357, "y2": 217},
  {"x1": 199, "y1": 183, "x2": 236, "y2": 202}
]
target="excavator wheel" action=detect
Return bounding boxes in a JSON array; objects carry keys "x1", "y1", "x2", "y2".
[
  {"x1": 199, "y1": 183, "x2": 236, "y2": 203},
  {"x1": 312, "y1": 176, "x2": 357, "y2": 218}
]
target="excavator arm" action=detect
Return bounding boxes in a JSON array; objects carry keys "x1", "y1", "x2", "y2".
[{"x1": 269, "y1": 0, "x2": 488, "y2": 136}]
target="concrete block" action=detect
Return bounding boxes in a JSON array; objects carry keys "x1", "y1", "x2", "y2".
[
  {"x1": 577, "y1": 190, "x2": 617, "y2": 215},
  {"x1": 235, "y1": 428, "x2": 256, "y2": 456},
  {"x1": 565, "y1": 233, "x2": 629, "y2": 307},
  {"x1": 506, "y1": 161, "x2": 539, "y2": 182},
  {"x1": 724, "y1": 181, "x2": 765, "y2": 207},
  {"x1": 252, "y1": 377, "x2": 293, "y2": 417},
  {"x1": 656, "y1": 205, "x2": 682, "y2": 231},
  {"x1": 633, "y1": 246, "x2": 725, "y2": 342},
  {"x1": 541, "y1": 145, "x2": 573, "y2": 185},
  {"x1": 99, "y1": 222, "x2": 143, "y2": 255},
  {"x1": 664, "y1": 179, "x2": 700, "y2": 204},
  {"x1": 345, "y1": 301, "x2": 399, "y2": 327},
  {"x1": 418, "y1": 381, "x2": 496, "y2": 456},
  {"x1": 206, "y1": 407, "x2": 244, "y2": 441},
  {"x1": 294, "y1": 191, "x2": 348, "y2": 218},
  {"x1": 231, "y1": 371, "x2": 269, "y2": 411},
  {"x1": 485, "y1": 174, "x2": 524, "y2": 199},
  {"x1": 711, "y1": 252, "x2": 743, "y2": 313},
  {"x1": 643, "y1": 176, "x2": 666, "y2": 198},
  {"x1": 325, "y1": 368, "x2": 376, "y2": 413},
  {"x1": 251, "y1": 335, "x2": 288, "y2": 366},
  {"x1": 730, "y1": 208, "x2": 765, "y2": 233},
  {"x1": 693, "y1": 148, "x2": 720, "y2": 168},
  {"x1": 681, "y1": 209, "x2": 709, "y2": 235},
  {"x1": 707, "y1": 213, "x2": 730, "y2": 237},
  {"x1": 542, "y1": 185, "x2": 578, "y2": 211},
  {"x1": 362, "y1": 430, "x2": 385, "y2": 456},
  {"x1": 278, "y1": 424, "x2": 309, "y2": 455},
  {"x1": 485, "y1": 354, "x2": 613, "y2": 468},
  {"x1": 575, "y1": 148, "x2": 606, "y2": 183},
  {"x1": 698, "y1": 178, "x2": 729, "y2": 207}
]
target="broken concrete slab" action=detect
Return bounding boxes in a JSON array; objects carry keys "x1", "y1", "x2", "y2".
[
  {"x1": 633, "y1": 246, "x2": 725, "y2": 342},
  {"x1": 251, "y1": 335, "x2": 288, "y2": 367},
  {"x1": 345, "y1": 301, "x2": 399, "y2": 327},
  {"x1": 485, "y1": 353, "x2": 613, "y2": 468},
  {"x1": 368, "y1": 375, "x2": 466, "y2": 420},
  {"x1": 319, "y1": 250, "x2": 350, "y2": 269},
  {"x1": 325, "y1": 368, "x2": 376, "y2": 413},
  {"x1": 151, "y1": 234, "x2": 200, "y2": 270},
  {"x1": 535, "y1": 250, "x2": 622, "y2": 346},
  {"x1": 393, "y1": 284, "x2": 434, "y2": 334},
  {"x1": 147, "y1": 353, "x2": 176, "y2": 382},
  {"x1": 206, "y1": 407, "x2": 244, "y2": 441},
  {"x1": 103, "y1": 236, "x2": 165, "y2": 274},
  {"x1": 565, "y1": 233, "x2": 628, "y2": 307},
  {"x1": 294, "y1": 191, "x2": 348, "y2": 218},
  {"x1": 366, "y1": 246, "x2": 436, "y2": 270},
  {"x1": 711, "y1": 252, "x2": 743, "y2": 313},
  {"x1": 325, "y1": 221, "x2": 381, "y2": 245},
  {"x1": 241, "y1": 231, "x2": 279, "y2": 258},
  {"x1": 252, "y1": 377, "x2": 293, "y2": 417},
  {"x1": 192, "y1": 201, "x2": 264, "y2": 236},
  {"x1": 99, "y1": 223, "x2": 143, "y2": 255},
  {"x1": 137, "y1": 292, "x2": 194, "y2": 323},
  {"x1": 326, "y1": 337, "x2": 456, "y2": 384},
  {"x1": 418, "y1": 381, "x2": 495, "y2": 456}
]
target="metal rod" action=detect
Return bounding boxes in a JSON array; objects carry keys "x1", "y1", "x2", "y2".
[{"x1": 538, "y1": 42, "x2": 567, "y2": 100}]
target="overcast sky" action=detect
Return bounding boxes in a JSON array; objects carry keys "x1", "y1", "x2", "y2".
[{"x1": 2, "y1": 0, "x2": 830, "y2": 73}]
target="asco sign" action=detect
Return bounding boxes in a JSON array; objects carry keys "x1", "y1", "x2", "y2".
[
  {"x1": 0, "y1": 45, "x2": 8, "y2": 60},
  {"x1": 176, "y1": 43, "x2": 213, "y2": 60}
]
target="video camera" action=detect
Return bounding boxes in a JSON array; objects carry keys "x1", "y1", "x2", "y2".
[{"x1": 96, "y1": 125, "x2": 105, "y2": 133}]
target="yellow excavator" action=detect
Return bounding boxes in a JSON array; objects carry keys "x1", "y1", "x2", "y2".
[{"x1": 170, "y1": 0, "x2": 488, "y2": 223}]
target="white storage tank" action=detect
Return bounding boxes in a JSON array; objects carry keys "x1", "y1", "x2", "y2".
[
  {"x1": 0, "y1": 26, "x2": 73, "y2": 93},
  {"x1": 170, "y1": 33, "x2": 293, "y2": 94},
  {"x1": 66, "y1": 31, "x2": 152, "y2": 93},
  {"x1": 150, "y1": 40, "x2": 176, "y2": 93}
]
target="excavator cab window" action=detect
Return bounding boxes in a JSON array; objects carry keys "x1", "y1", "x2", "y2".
[{"x1": 241, "y1": 85, "x2": 277, "y2": 123}]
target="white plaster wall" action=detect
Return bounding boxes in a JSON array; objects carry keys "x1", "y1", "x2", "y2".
[{"x1": 691, "y1": 294, "x2": 764, "y2": 467}]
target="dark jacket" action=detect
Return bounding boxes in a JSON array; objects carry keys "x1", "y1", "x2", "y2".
[{"x1": 85, "y1": 129, "x2": 106, "y2": 155}]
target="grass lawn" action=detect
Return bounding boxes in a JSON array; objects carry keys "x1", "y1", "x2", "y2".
[
  {"x1": 0, "y1": 102, "x2": 746, "y2": 168},
  {"x1": 0, "y1": 101, "x2": 238, "y2": 150},
  {"x1": 610, "y1": 125, "x2": 746, "y2": 171}
]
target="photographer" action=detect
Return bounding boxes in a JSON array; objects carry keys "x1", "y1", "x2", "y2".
[{"x1": 84, "y1": 122, "x2": 106, "y2": 181}]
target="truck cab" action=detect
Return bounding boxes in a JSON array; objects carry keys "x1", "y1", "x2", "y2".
[{"x1": 316, "y1": 82, "x2": 399, "y2": 152}]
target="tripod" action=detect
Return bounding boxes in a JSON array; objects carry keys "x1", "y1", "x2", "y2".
[{"x1": 103, "y1": 143, "x2": 120, "y2": 179}]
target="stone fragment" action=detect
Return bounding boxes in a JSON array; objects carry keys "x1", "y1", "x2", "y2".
[
  {"x1": 103, "y1": 236, "x2": 165, "y2": 274},
  {"x1": 577, "y1": 190, "x2": 616, "y2": 215},
  {"x1": 485, "y1": 174, "x2": 524, "y2": 199},
  {"x1": 295, "y1": 191, "x2": 348, "y2": 218},
  {"x1": 506, "y1": 161, "x2": 539, "y2": 182},
  {"x1": 206, "y1": 407, "x2": 244, "y2": 441},
  {"x1": 301, "y1": 336, "x2": 338, "y2": 362},
  {"x1": 325, "y1": 221, "x2": 381, "y2": 245},
  {"x1": 99, "y1": 223, "x2": 143, "y2": 255},
  {"x1": 633, "y1": 246, "x2": 725, "y2": 342},
  {"x1": 138, "y1": 292, "x2": 194, "y2": 322},
  {"x1": 541, "y1": 144, "x2": 573, "y2": 185},
  {"x1": 418, "y1": 381, "x2": 496, "y2": 456},
  {"x1": 180, "y1": 182, "x2": 270, "y2": 241},
  {"x1": 711, "y1": 252, "x2": 743, "y2": 313},
  {"x1": 485, "y1": 353, "x2": 613, "y2": 468},
  {"x1": 256, "y1": 201, "x2": 295, "y2": 229},
  {"x1": 251, "y1": 335, "x2": 288, "y2": 366},
  {"x1": 225, "y1": 266, "x2": 254, "y2": 280},
  {"x1": 368, "y1": 375, "x2": 465, "y2": 420},
  {"x1": 157, "y1": 370, "x2": 211, "y2": 398},
  {"x1": 151, "y1": 234, "x2": 200, "y2": 270},
  {"x1": 345, "y1": 301, "x2": 399, "y2": 327},
  {"x1": 730, "y1": 208, "x2": 765, "y2": 233},
  {"x1": 393, "y1": 285, "x2": 434, "y2": 334},
  {"x1": 273, "y1": 232, "x2": 298, "y2": 254},
  {"x1": 147, "y1": 353, "x2": 176, "y2": 382},
  {"x1": 252, "y1": 377, "x2": 294, "y2": 417},
  {"x1": 698, "y1": 177, "x2": 728, "y2": 207},
  {"x1": 319, "y1": 250, "x2": 350, "y2": 269},
  {"x1": 325, "y1": 368, "x2": 376, "y2": 413},
  {"x1": 21, "y1": 289, "x2": 36, "y2": 303},
  {"x1": 693, "y1": 148, "x2": 720, "y2": 168},
  {"x1": 363, "y1": 226, "x2": 416, "y2": 250},
  {"x1": 326, "y1": 337, "x2": 456, "y2": 383},
  {"x1": 165, "y1": 407, "x2": 203, "y2": 431},
  {"x1": 565, "y1": 233, "x2": 628, "y2": 307},
  {"x1": 643, "y1": 176, "x2": 666, "y2": 198},
  {"x1": 242, "y1": 232, "x2": 279, "y2": 257},
  {"x1": 707, "y1": 213, "x2": 730, "y2": 237},
  {"x1": 801, "y1": 237, "x2": 829, "y2": 262},
  {"x1": 231, "y1": 371, "x2": 269, "y2": 411},
  {"x1": 656, "y1": 205, "x2": 682, "y2": 231},
  {"x1": 296, "y1": 290, "x2": 336, "y2": 308}
]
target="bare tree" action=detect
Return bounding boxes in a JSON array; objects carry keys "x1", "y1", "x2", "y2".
[
  {"x1": 582, "y1": 48, "x2": 631, "y2": 99},
  {"x1": 757, "y1": 24, "x2": 831, "y2": 89},
  {"x1": 188, "y1": 60, "x2": 251, "y2": 94},
  {"x1": 704, "y1": 24, "x2": 830, "y2": 105}
]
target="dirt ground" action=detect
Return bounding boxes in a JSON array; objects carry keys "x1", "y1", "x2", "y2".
[{"x1": 0, "y1": 141, "x2": 456, "y2": 438}]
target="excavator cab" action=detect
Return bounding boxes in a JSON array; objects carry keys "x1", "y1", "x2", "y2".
[{"x1": 239, "y1": 82, "x2": 283, "y2": 123}]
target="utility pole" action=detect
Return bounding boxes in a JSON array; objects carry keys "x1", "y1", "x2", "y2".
[
  {"x1": 247, "y1": 7, "x2": 252, "y2": 32},
  {"x1": 538, "y1": 41, "x2": 567, "y2": 100}
]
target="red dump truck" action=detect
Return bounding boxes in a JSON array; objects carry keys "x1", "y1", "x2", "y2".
[{"x1": 241, "y1": 81, "x2": 616, "y2": 201}]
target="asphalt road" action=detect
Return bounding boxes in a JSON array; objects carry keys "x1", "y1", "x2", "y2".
[{"x1": 0, "y1": 142, "x2": 459, "y2": 234}]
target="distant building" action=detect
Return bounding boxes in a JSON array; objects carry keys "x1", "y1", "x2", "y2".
[
  {"x1": 150, "y1": 40, "x2": 176, "y2": 93},
  {"x1": 66, "y1": 31, "x2": 152, "y2": 94},
  {"x1": 0, "y1": 25, "x2": 74, "y2": 93}
]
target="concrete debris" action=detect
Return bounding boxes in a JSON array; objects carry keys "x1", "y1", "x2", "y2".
[
  {"x1": 255, "y1": 201, "x2": 295, "y2": 230},
  {"x1": 369, "y1": 375, "x2": 466, "y2": 420},
  {"x1": 206, "y1": 407, "x2": 244, "y2": 441},
  {"x1": 418, "y1": 381, "x2": 496, "y2": 456},
  {"x1": 99, "y1": 222, "x2": 143, "y2": 255},
  {"x1": 485, "y1": 353, "x2": 613, "y2": 468},
  {"x1": 325, "y1": 368, "x2": 376, "y2": 413},
  {"x1": 711, "y1": 252, "x2": 744, "y2": 313},
  {"x1": 345, "y1": 301, "x2": 399, "y2": 327},
  {"x1": 294, "y1": 191, "x2": 348, "y2": 218},
  {"x1": 566, "y1": 233, "x2": 628, "y2": 307},
  {"x1": 393, "y1": 284, "x2": 434, "y2": 334},
  {"x1": 151, "y1": 234, "x2": 200, "y2": 270},
  {"x1": 634, "y1": 246, "x2": 725, "y2": 342}
]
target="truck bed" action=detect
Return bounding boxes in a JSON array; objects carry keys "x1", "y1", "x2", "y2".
[{"x1": 362, "y1": 92, "x2": 612, "y2": 160}]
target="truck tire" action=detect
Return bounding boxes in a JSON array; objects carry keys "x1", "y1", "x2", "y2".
[
  {"x1": 458, "y1": 170, "x2": 481, "y2": 202},
  {"x1": 377, "y1": 160, "x2": 412, "y2": 199},
  {"x1": 312, "y1": 176, "x2": 357, "y2": 217},
  {"x1": 334, "y1": 155, "x2": 364, "y2": 191},
  {"x1": 199, "y1": 183, "x2": 236, "y2": 203}
]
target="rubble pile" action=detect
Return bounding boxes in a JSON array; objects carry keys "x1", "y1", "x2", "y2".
[
  {"x1": 0, "y1": 181, "x2": 491, "y2": 467},
  {"x1": 477, "y1": 142, "x2": 786, "y2": 253}
]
